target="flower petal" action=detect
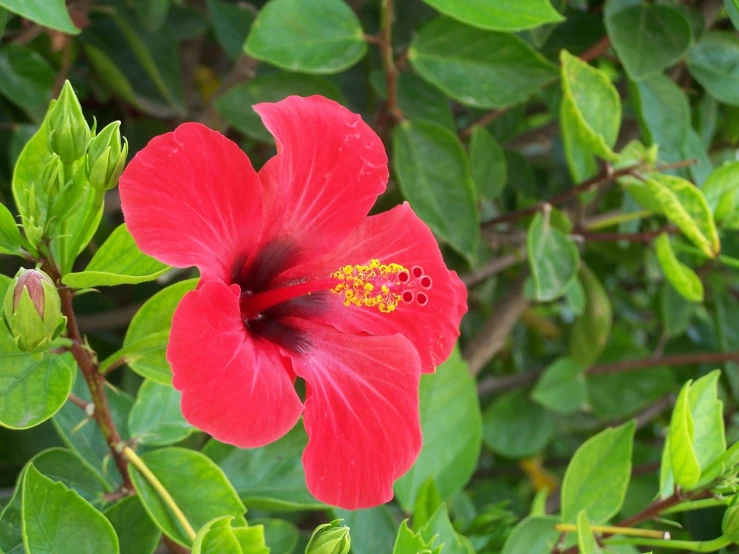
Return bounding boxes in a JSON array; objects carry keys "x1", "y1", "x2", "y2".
[
  {"x1": 120, "y1": 123, "x2": 263, "y2": 281},
  {"x1": 283, "y1": 318, "x2": 422, "y2": 509},
  {"x1": 278, "y1": 203, "x2": 467, "y2": 373},
  {"x1": 254, "y1": 96, "x2": 388, "y2": 264},
  {"x1": 168, "y1": 280, "x2": 303, "y2": 448}
]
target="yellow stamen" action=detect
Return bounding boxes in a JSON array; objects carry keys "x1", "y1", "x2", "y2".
[{"x1": 330, "y1": 259, "x2": 408, "y2": 313}]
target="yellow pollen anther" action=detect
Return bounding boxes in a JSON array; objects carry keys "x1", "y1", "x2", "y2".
[{"x1": 330, "y1": 259, "x2": 409, "y2": 313}]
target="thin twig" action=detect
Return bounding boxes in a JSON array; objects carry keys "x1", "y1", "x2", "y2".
[
  {"x1": 574, "y1": 226, "x2": 677, "y2": 245},
  {"x1": 376, "y1": 0, "x2": 404, "y2": 132},
  {"x1": 67, "y1": 393, "x2": 89, "y2": 411},
  {"x1": 578, "y1": 36, "x2": 612, "y2": 63},
  {"x1": 461, "y1": 248, "x2": 525, "y2": 287},
  {"x1": 459, "y1": 106, "x2": 513, "y2": 140}
]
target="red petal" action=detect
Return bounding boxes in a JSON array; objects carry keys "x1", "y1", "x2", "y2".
[
  {"x1": 119, "y1": 123, "x2": 263, "y2": 281},
  {"x1": 254, "y1": 96, "x2": 388, "y2": 264},
  {"x1": 278, "y1": 203, "x2": 467, "y2": 373},
  {"x1": 167, "y1": 281, "x2": 303, "y2": 448},
  {"x1": 284, "y1": 318, "x2": 422, "y2": 509}
]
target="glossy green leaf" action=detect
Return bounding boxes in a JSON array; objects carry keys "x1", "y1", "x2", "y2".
[
  {"x1": 654, "y1": 233, "x2": 703, "y2": 302},
  {"x1": 630, "y1": 74, "x2": 690, "y2": 163},
  {"x1": 29, "y1": 448, "x2": 108, "y2": 508},
  {"x1": 119, "y1": 279, "x2": 198, "y2": 385},
  {"x1": 203, "y1": 425, "x2": 324, "y2": 511},
  {"x1": 0, "y1": 467, "x2": 25, "y2": 554},
  {"x1": 644, "y1": 174, "x2": 719, "y2": 257},
  {"x1": 576, "y1": 510, "x2": 601, "y2": 554},
  {"x1": 257, "y1": 519, "x2": 300, "y2": 554},
  {"x1": 727, "y1": 0, "x2": 739, "y2": 29},
  {"x1": 687, "y1": 32, "x2": 739, "y2": 106},
  {"x1": 688, "y1": 371, "x2": 726, "y2": 472},
  {"x1": 192, "y1": 517, "x2": 268, "y2": 554},
  {"x1": 501, "y1": 516, "x2": 561, "y2": 554},
  {"x1": 0, "y1": 0, "x2": 78, "y2": 34},
  {"x1": 393, "y1": 120, "x2": 479, "y2": 259},
  {"x1": 395, "y1": 349, "x2": 482, "y2": 509},
  {"x1": 660, "y1": 281, "x2": 694, "y2": 337},
  {"x1": 561, "y1": 420, "x2": 635, "y2": 523},
  {"x1": 668, "y1": 380, "x2": 701, "y2": 489},
  {"x1": 527, "y1": 210, "x2": 580, "y2": 302},
  {"x1": 703, "y1": 161, "x2": 739, "y2": 224},
  {"x1": 104, "y1": 496, "x2": 161, "y2": 554},
  {"x1": 469, "y1": 127, "x2": 507, "y2": 200},
  {"x1": 409, "y1": 17, "x2": 558, "y2": 109},
  {"x1": 0, "y1": 202, "x2": 26, "y2": 256},
  {"x1": 561, "y1": 90, "x2": 598, "y2": 182},
  {"x1": 63, "y1": 224, "x2": 170, "y2": 288},
  {"x1": 334, "y1": 506, "x2": 397, "y2": 554},
  {"x1": 244, "y1": 0, "x2": 367, "y2": 74},
  {"x1": 560, "y1": 50, "x2": 620, "y2": 161},
  {"x1": 531, "y1": 357, "x2": 586, "y2": 414},
  {"x1": 22, "y1": 465, "x2": 119, "y2": 554},
  {"x1": 605, "y1": 3, "x2": 692, "y2": 80},
  {"x1": 483, "y1": 390, "x2": 555, "y2": 458},
  {"x1": 420, "y1": 0, "x2": 563, "y2": 31},
  {"x1": 128, "y1": 380, "x2": 193, "y2": 446},
  {"x1": 420, "y1": 505, "x2": 474, "y2": 554},
  {"x1": 215, "y1": 72, "x2": 345, "y2": 142},
  {"x1": 569, "y1": 265, "x2": 612, "y2": 367},
  {"x1": 393, "y1": 520, "x2": 440, "y2": 554},
  {"x1": 53, "y1": 379, "x2": 134, "y2": 488},
  {"x1": 411, "y1": 480, "x2": 442, "y2": 530},
  {"x1": 207, "y1": 0, "x2": 254, "y2": 60},
  {"x1": 0, "y1": 45, "x2": 55, "y2": 121},
  {"x1": 129, "y1": 447, "x2": 246, "y2": 547}
]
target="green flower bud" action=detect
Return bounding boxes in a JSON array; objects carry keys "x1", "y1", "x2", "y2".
[
  {"x1": 41, "y1": 154, "x2": 65, "y2": 196},
  {"x1": 305, "y1": 520, "x2": 350, "y2": 554},
  {"x1": 3, "y1": 269, "x2": 66, "y2": 353},
  {"x1": 47, "y1": 81, "x2": 91, "y2": 163},
  {"x1": 723, "y1": 502, "x2": 739, "y2": 542},
  {"x1": 86, "y1": 121, "x2": 128, "y2": 191}
]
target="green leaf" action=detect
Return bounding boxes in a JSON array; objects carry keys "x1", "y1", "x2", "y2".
[
  {"x1": 569, "y1": 265, "x2": 612, "y2": 367},
  {"x1": 727, "y1": 0, "x2": 739, "y2": 29},
  {"x1": 420, "y1": 0, "x2": 563, "y2": 31},
  {"x1": 561, "y1": 91, "x2": 598, "y2": 182},
  {"x1": 531, "y1": 357, "x2": 587, "y2": 414},
  {"x1": 104, "y1": 496, "x2": 161, "y2": 554},
  {"x1": 688, "y1": 371, "x2": 726, "y2": 472},
  {"x1": 687, "y1": 32, "x2": 739, "y2": 106},
  {"x1": 420, "y1": 505, "x2": 474, "y2": 554},
  {"x1": 605, "y1": 2, "x2": 692, "y2": 80},
  {"x1": 215, "y1": 72, "x2": 345, "y2": 142},
  {"x1": 660, "y1": 281, "x2": 694, "y2": 337},
  {"x1": 703, "y1": 161, "x2": 739, "y2": 224},
  {"x1": 644, "y1": 174, "x2": 719, "y2": 257},
  {"x1": 411, "y1": 479, "x2": 442, "y2": 530},
  {"x1": 483, "y1": 390, "x2": 555, "y2": 458},
  {"x1": 119, "y1": 279, "x2": 198, "y2": 385},
  {"x1": 527, "y1": 209, "x2": 580, "y2": 302},
  {"x1": 207, "y1": 0, "x2": 254, "y2": 60},
  {"x1": 0, "y1": 468, "x2": 24, "y2": 554},
  {"x1": 629, "y1": 74, "x2": 690, "y2": 163},
  {"x1": 0, "y1": 45, "x2": 55, "y2": 121},
  {"x1": 244, "y1": 0, "x2": 367, "y2": 74},
  {"x1": 501, "y1": 516, "x2": 561, "y2": 554},
  {"x1": 576, "y1": 510, "x2": 601, "y2": 554},
  {"x1": 0, "y1": 202, "x2": 26, "y2": 256},
  {"x1": 0, "y1": 0, "x2": 78, "y2": 34},
  {"x1": 394, "y1": 349, "x2": 482, "y2": 509},
  {"x1": 469, "y1": 127, "x2": 507, "y2": 200},
  {"x1": 668, "y1": 380, "x2": 701, "y2": 489},
  {"x1": 334, "y1": 506, "x2": 397, "y2": 554},
  {"x1": 53, "y1": 379, "x2": 134, "y2": 489},
  {"x1": 560, "y1": 50, "x2": 620, "y2": 161},
  {"x1": 393, "y1": 120, "x2": 479, "y2": 259},
  {"x1": 63, "y1": 224, "x2": 170, "y2": 288},
  {"x1": 22, "y1": 465, "x2": 119, "y2": 554},
  {"x1": 128, "y1": 380, "x2": 194, "y2": 446},
  {"x1": 129, "y1": 447, "x2": 246, "y2": 547},
  {"x1": 29, "y1": 448, "x2": 108, "y2": 508},
  {"x1": 202, "y1": 425, "x2": 324, "y2": 511},
  {"x1": 561, "y1": 420, "x2": 635, "y2": 523},
  {"x1": 393, "y1": 520, "x2": 440, "y2": 554},
  {"x1": 654, "y1": 233, "x2": 703, "y2": 302},
  {"x1": 256, "y1": 519, "x2": 300, "y2": 554},
  {"x1": 409, "y1": 17, "x2": 558, "y2": 109},
  {"x1": 192, "y1": 517, "x2": 268, "y2": 554}
]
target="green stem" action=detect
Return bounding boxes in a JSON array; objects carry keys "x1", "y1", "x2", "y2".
[
  {"x1": 662, "y1": 497, "x2": 730, "y2": 515},
  {"x1": 672, "y1": 241, "x2": 739, "y2": 269},
  {"x1": 606, "y1": 535, "x2": 732, "y2": 552},
  {"x1": 583, "y1": 209, "x2": 653, "y2": 230}
]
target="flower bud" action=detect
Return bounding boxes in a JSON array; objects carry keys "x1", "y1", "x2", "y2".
[
  {"x1": 41, "y1": 154, "x2": 65, "y2": 196},
  {"x1": 86, "y1": 121, "x2": 128, "y2": 191},
  {"x1": 305, "y1": 520, "x2": 350, "y2": 554},
  {"x1": 47, "y1": 81, "x2": 91, "y2": 163},
  {"x1": 723, "y1": 502, "x2": 739, "y2": 543},
  {"x1": 3, "y1": 269, "x2": 66, "y2": 353}
]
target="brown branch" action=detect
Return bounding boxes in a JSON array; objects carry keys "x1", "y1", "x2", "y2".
[
  {"x1": 463, "y1": 276, "x2": 530, "y2": 376},
  {"x1": 163, "y1": 536, "x2": 191, "y2": 554},
  {"x1": 375, "y1": 0, "x2": 404, "y2": 135},
  {"x1": 67, "y1": 393, "x2": 89, "y2": 410},
  {"x1": 578, "y1": 36, "x2": 612, "y2": 63},
  {"x1": 574, "y1": 226, "x2": 677, "y2": 245},
  {"x1": 459, "y1": 106, "x2": 513, "y2": 140},
  {"x1": 43, "y1": 261, "x2": 132, "y2": 490},
  {"x1": 482, "y1": 159, "x2": 698, "y2": 228},
  {"x1": 461, "y1": 248, "x2": 525, "y2": 287},
  {"x1": 478, "y1": 351, "x2": 739, "y2": 397}
]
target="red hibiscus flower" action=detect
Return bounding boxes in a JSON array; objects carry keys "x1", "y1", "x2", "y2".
[{"x1": 119, "y1": 96, "x2": 467, "y2": 509}]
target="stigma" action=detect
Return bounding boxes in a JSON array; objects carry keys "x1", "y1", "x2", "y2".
[{"x1": 330, "y1": 259, "x2": 432, "y2": 313}]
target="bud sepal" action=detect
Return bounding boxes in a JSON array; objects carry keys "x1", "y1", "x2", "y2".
[
  {"x1": 86, "y1": 121, "x2": 128, "y2": 191},
  {"x1": 305, "y1": 519, "x2": 350, "y2": 554},
  {"x1": 46, "y1": 81, "x2": 91, "y2": 163}
]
